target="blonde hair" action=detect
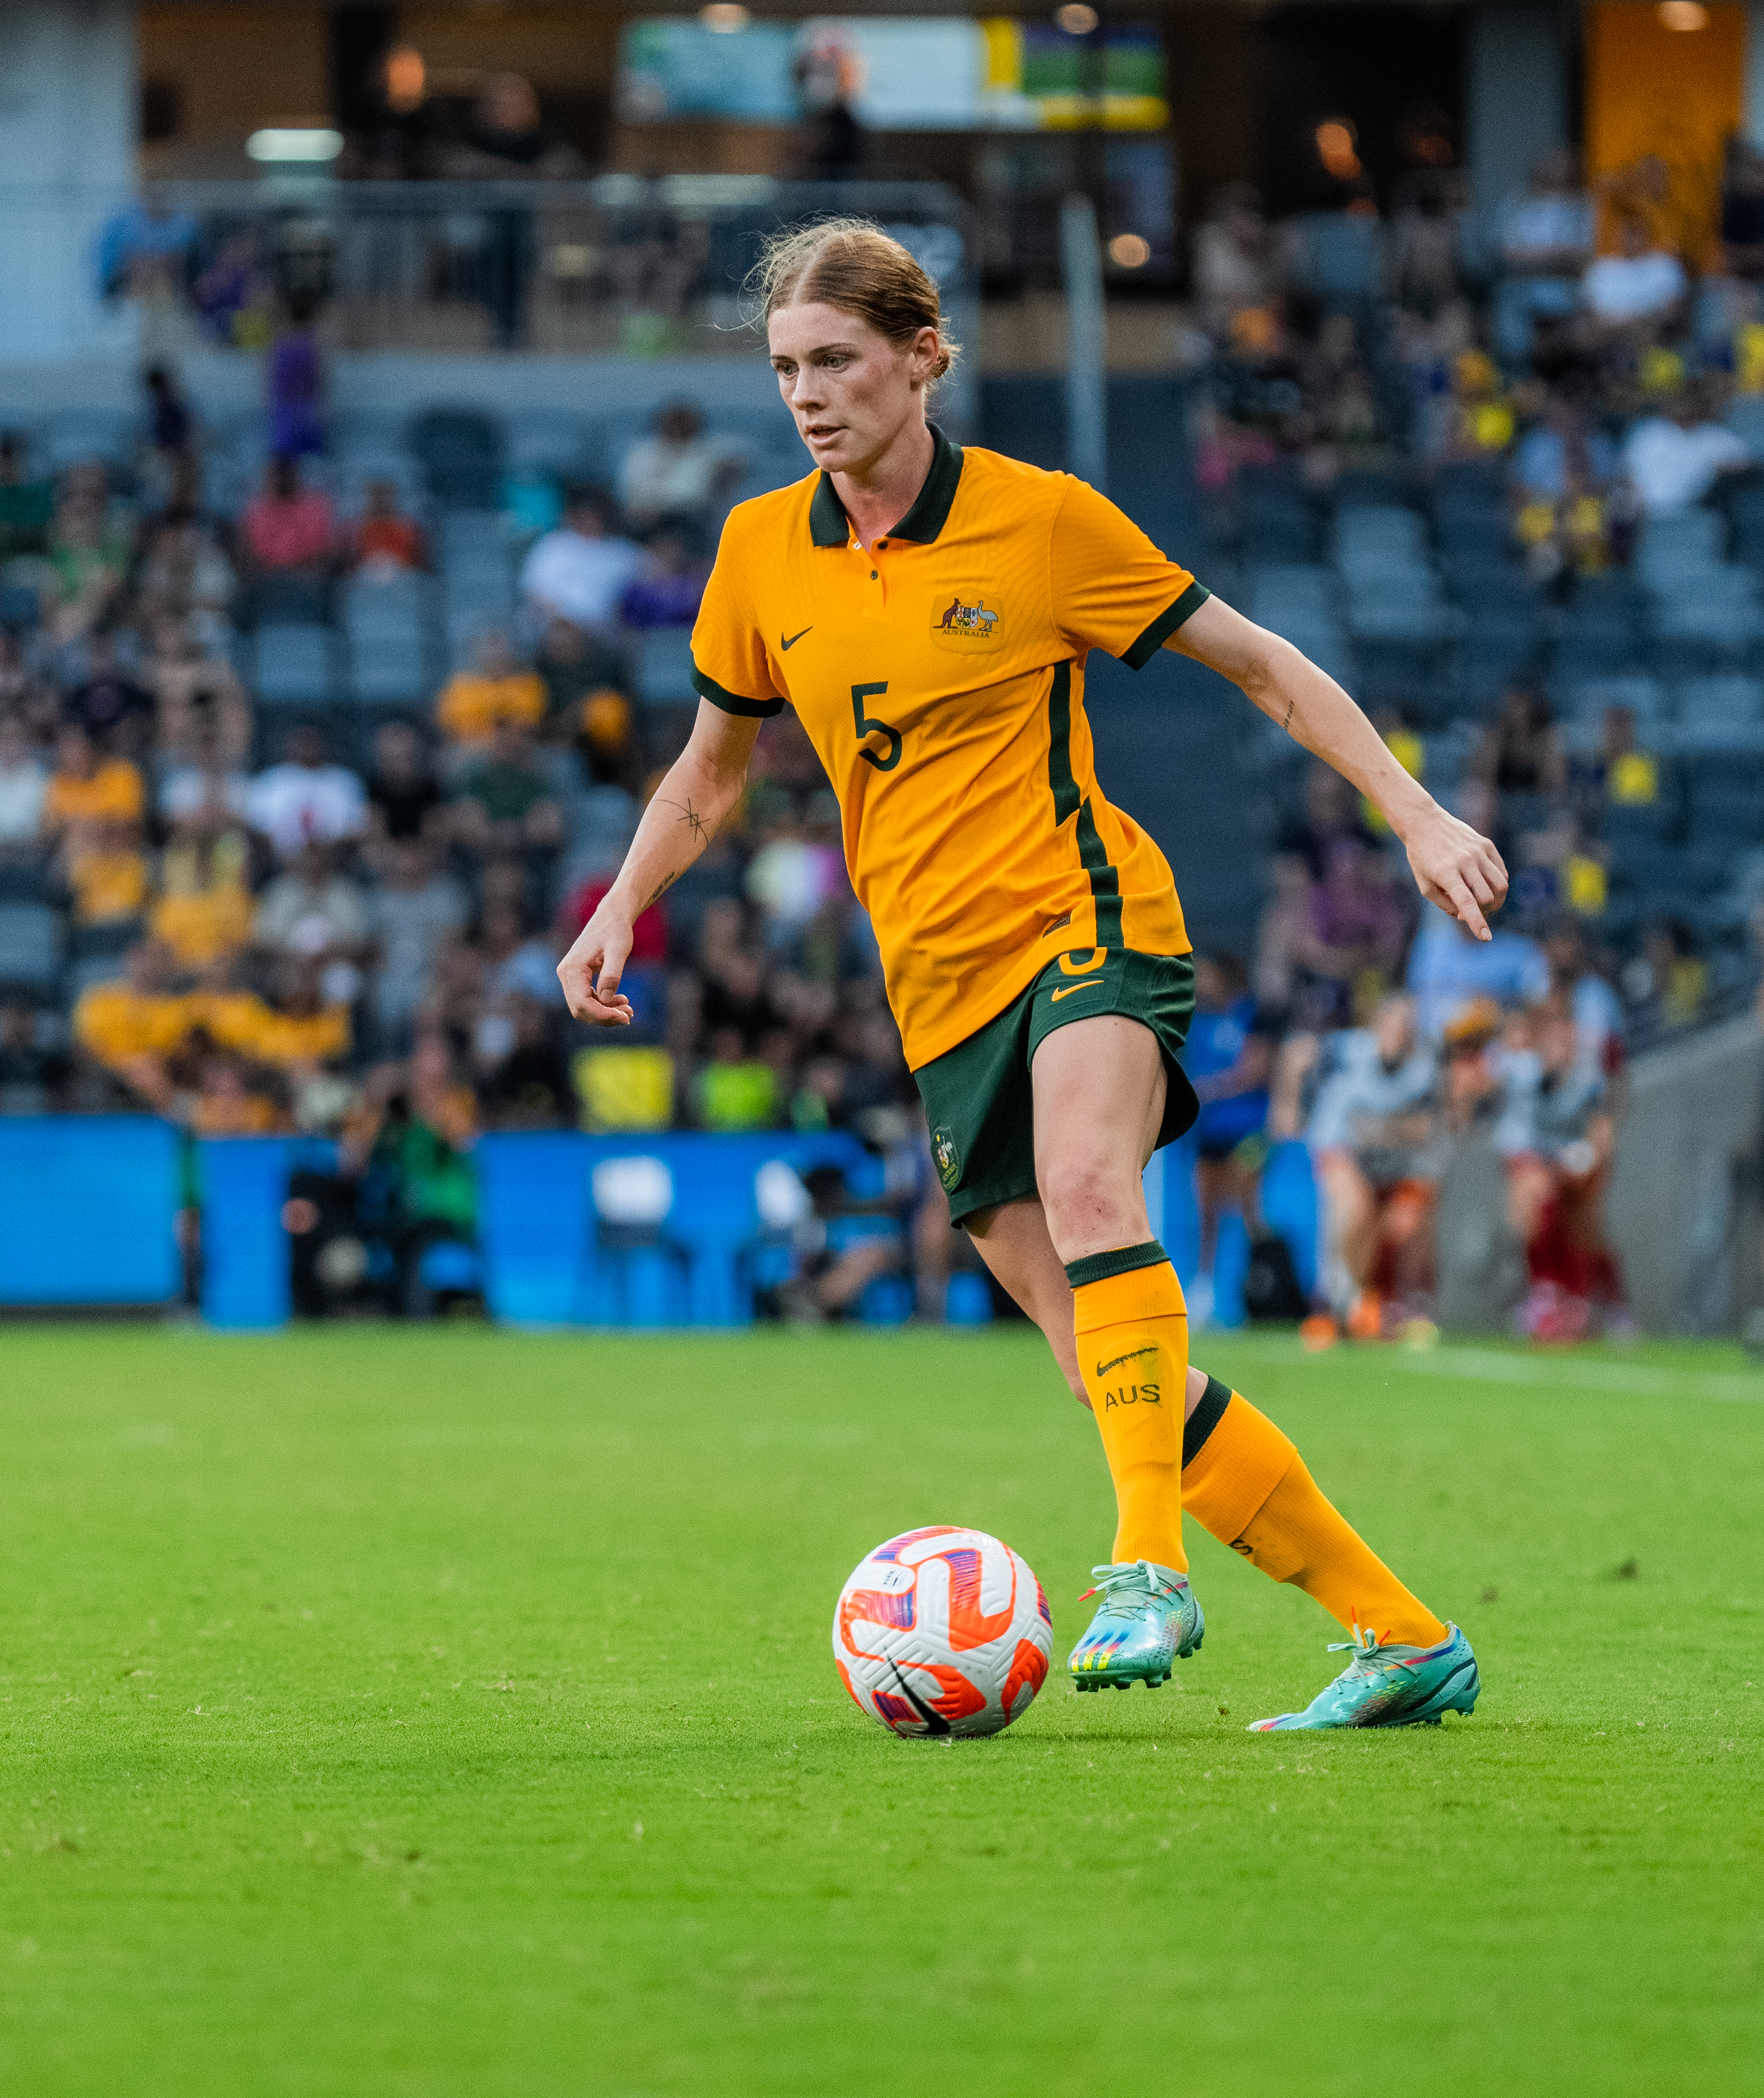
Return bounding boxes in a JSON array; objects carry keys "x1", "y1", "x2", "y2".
[{"x1": 751, "y1": 217, "x2": 959, "y2": 384}]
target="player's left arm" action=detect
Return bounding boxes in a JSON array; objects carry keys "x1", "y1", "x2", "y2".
[{"x1": 1170, "y1": 595, "x2": 1509, "y2": 941}]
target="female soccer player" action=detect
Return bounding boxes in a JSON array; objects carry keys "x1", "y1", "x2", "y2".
[{"x1": 559, "y1": 221, "x2": 1504, "y2": 1730}]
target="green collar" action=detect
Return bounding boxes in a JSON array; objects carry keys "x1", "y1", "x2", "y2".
[{"x1": 808, "y1": 422, "x2": 964, "y2": 548}]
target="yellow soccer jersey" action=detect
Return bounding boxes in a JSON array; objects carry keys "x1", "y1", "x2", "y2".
[{"x1": 689, "y1": 426, "x2": 1208, "y2": 1070}]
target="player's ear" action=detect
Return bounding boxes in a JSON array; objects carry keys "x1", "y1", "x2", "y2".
[{"x1": 907, "y1": 326, "x2": 940, "y2": 387}]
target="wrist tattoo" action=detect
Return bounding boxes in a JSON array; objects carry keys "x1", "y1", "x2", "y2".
[
  {"x1": 644, "y1": 871, "x2": 677, "y2": 909},
  {"x1": 657, "y1": 795, "x2": 710, "y2": 845},
  {"x1": 1281, "y1": 694, "x2": 1295, "y2": 731}
]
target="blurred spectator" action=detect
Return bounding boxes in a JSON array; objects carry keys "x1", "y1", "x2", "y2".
[
  {"x1": 365, "y1": 839, "x2": 468, "y2": 1051},
  {"x1": 189, "y1": 1049, "x2": 289, "y2": 1137},
  {"x1": 1192, "y1": 184, "x2": 1275, "y2": 338},
  {"x1": 240, "y1": 458, "x2": 336, "y2": 579},
  {"x1": 148, "y1": 618, "x2": 251, "y2": 769},
  {"x1": 44, "y1": 462, "x2": 131, "y2": 642},
  {"x1": 192, "y1": 232, "x2": 271, "y2": 349},
  {"x1": 143, "y1": 365, "x2": 194, "y2": 461},
  {"x1": 71, "y1": 940, "x2": 187, "y2": 1108},
  {"x1": 1582, "y1": 217, "x2": 1687, "y2": 333},
  {"x1": 365, "y1": 720, "x2": 444, "y2": 852},
  {"x1": 1278, "y1": 761, "x2": 1381, "y2": 883},
  {"x1": 96, "y1": 192, "x2": 197, "y2": 311},
  {"x1": 341, "y1": 1032, "x2": 480, "y2": 1315},
  {"x1": 0, "y1": 433, "x2": 54, "y2": 558},
  {"x1": 350, "y1": 480, "x2": 428, "y2": 578},
  {"x1": 247, "y1": 726, "x2": 368, "y2": 857},
  {"x1": 1721, "y1": 137, "x2": 1764, "y2": 280},
  {"x1": 618, "y1": 402, "x2": 741, "y2": 532},
  {"x1": 135, "y1": 508, "x2": 238, "y2": 629},
  {"x1": 341, "y1": 41, "x2": 436, "y2": 183},
  {"x1": 0, "y1": 1001, "x2": 71, "y2": 1115},
  {"x1": 254, "y1": 841, "x2": 369, "y2": 960},
  {"x1": 1471, "y1": 684, "x2": 1566, "y2": 810},
  {"x1": 65, "y1": 632, "x2": 154, "y2": 756},
  {"x1": 267, "y1": 296, "x2": 327, "y2": 461},
  {"x1": 480, "y1": 899, "x2": 559, "y2": 1005},
  {"x1": 475, "y1": 991, "x2": 573, "y2": 1127},
  {"x1": 0, "y1": 716, "x2": 48, "y2": 860},
  {"x1": 1621, "y1": 386, "x2": 1751, "y2": 518},
  {"x1": 62, "y1": 818, "x2": 148, "y2": 930},
  {"x1": 1495, "y1": 150, "x2": 1596, "y2": 364},
  {"x1": 535, "y1": 615, "x2": 621, "y2": 727},
  {"x1": 620, "y1": 522, "x2": 710, "y2": 630},
  {"x1": 42, "y1": 724, "x2": 145, "y2": 839},
  {"x1": 435, "y1": 627, "x2": 546, "y2": 748},
  {"x1": 1628, "y1": 916, "x2": 1707, "y2": 1033},
  {"x1": 448, "y1": 718, "x2": 565, "y2": 858},
  {"x1": 1501, "y1": 995, "x2": 1627, "y2": 1340},
  {"x1": 150, "y1": 818, "x2": 253, "y2": 968},
  {"x1": 519, "y1": 486, "x2": 643, "y2": 634},
  {"x1": 159, "y1": 728, "x2": 252, "y2": 832},
  {"x1": 1307, "y1": 992, "x2": 1441, "y2": 1333},
  {"x1": 1186, "y1": 952, "x2": 1274, "y2": 1316},
  {"x1": 1406, "y1": 901, "x2": 1550, "y2": 1042},
  {"x1": 447, "y1": 71, "x2": 579, "y2": 178}
]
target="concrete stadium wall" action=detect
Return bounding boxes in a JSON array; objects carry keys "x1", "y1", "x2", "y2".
[{"x1": 1605, "y1": 1015, "x2": 1764, "y2": 1335}]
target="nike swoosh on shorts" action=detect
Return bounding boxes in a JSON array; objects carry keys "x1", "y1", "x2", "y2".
[{"x1": 1050, "y1": 981, "x2": 1106, "y2": 1002}]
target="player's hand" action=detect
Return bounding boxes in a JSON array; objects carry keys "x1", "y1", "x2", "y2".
[
  {"x1": 1399, "y1": 801, "x2": 1508, "y2": 941},
  {"x1": 557, "y1": 902, "x2": 637, "y2": 1025}
]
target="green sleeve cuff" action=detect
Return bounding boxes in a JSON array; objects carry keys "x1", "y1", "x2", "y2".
[
  {"x1": 691, "y1": 660, "x2": 785, "y2": 718},
  {"x1": 1121, "y1": 582, "x2": 1210, "y2": 670}
]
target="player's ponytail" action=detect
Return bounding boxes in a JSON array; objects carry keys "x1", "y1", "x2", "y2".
[{"x1": 751, "y1": 218, "x2": 960, "y2": 387}]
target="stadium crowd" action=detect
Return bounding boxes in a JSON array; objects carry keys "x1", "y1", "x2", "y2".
[
  {"x1": 0, "y1": 388, "x2": 963, "y2": 1318},
  {"x1": 12, "y1": 134, "x2": 1764, "y2": 1334},
  {"x1": 1173, "y1": 136, "x2": 1764, "y2": 1344}
]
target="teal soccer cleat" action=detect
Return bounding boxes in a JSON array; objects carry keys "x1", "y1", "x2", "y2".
[
  {"x1": 1247, "y1": 1622, "x2": 1480, "y2": 1731},
  {"x1": 1069, "y1": 1561, "x2": 1204, "y2": 1691}
]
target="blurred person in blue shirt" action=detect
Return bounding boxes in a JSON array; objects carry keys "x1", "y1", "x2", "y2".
[
  {"x1": 1183, "y1": 952, "x2": 1274, "y2": 1321},
  {"x1": 1406, "y1": 900, "x2": 1549, "y2": 1042}
]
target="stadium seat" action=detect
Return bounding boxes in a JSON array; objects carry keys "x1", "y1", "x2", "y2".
[
  {"x1": 634, "y1": 629, "x2": 697, "y2": 706},
  {"x1": 407, "y1": 407, "x2": 504, "y2": 509},
  {"x1": 0, "y1": 902, "x2": 64, "y2": 996},
  {"x1": 249, "y1": 623, "x2": 339, "y2": 704}
]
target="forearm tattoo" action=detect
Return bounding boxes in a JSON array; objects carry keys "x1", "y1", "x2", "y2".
[
  {"x1": 657, "y1": 796, "x2": 711, "y2": 846},
  {"x1": 644, "y1": 871, "x2": 678, "y2": 909}
]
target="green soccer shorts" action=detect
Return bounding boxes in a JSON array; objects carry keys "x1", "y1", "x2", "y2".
[{"x1": 913, "y1": 948, "x2": 1199, "y2": 1228}]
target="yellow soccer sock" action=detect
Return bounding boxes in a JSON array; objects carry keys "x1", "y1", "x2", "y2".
[
  {"x1": 1181, "y1": 1380, "x2": 1447, "y2": 1647},
  {"x1": 1068, "y1": 1243, "x2": 1189, "y2": 1571}
]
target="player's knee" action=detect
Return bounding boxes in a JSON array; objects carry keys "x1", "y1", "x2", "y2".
[{"x1": 1037, "y1": 1156, "x2": 1143, "y2": 1257}]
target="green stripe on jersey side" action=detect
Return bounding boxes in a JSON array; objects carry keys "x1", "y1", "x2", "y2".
[
  {"x1": 1122, "y1": 581, "x2": 1211, "y2": 670},
  {"x1": 1076, "y1": 797, "x2": 1122, "y2": 946},
  {"x1": 691, "y1": 660, "x2": 785, "y2": 718},
  {"x1": 1048, "y1": 660, "x2": 1124, "y2": 946},
  {"x1": 1046, "y1": 660, "x2": 1081, "y2": 825}
]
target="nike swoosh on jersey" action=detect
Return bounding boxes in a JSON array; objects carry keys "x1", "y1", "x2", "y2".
[
  {"x1": 1050, "y1": 980, "x2": 1107, "y2": 1001},
  {"x1": 781, "y1": 626, "x2": 813, "y2": 651}
]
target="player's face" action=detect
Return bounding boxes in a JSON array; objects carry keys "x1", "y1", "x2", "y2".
[{"x1": 768, "y1": 301, "x2": 938, "y2": 476}]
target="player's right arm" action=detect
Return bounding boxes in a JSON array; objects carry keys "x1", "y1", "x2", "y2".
[{"x1": 556, "y1": 699, "x2": 762, "y2": 1024}]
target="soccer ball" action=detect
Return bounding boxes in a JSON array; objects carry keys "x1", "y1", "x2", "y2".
[{"x1": 833, "y1": 1526, "x2": 1052, "y2": 1739}]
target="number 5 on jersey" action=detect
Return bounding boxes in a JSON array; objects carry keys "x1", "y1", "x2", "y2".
[{"x1": 851, "y1": 682, "x2": 902, "y2": 773}]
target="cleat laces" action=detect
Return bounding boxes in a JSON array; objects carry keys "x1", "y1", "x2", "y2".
[{"x1": 1078, "y1": 1560, "x2": 1183, "y2": 1606}]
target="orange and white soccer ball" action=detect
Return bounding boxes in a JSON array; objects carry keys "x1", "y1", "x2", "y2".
[{"x1": 833, "y1": 1526, "x2": 1053, "y2": 1739}]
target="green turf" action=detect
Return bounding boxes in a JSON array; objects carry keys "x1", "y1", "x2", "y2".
[{"x1": 2, "y1": 1323, "x2": 1762, "y2": 2097}]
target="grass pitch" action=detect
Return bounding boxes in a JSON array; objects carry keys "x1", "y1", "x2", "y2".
[{"x1": 1, "y1": 1322, "x2": 1761, "y2": 2097}]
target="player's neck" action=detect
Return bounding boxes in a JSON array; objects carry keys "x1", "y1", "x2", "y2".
[{"x1": 829, "y1": 417, "x2": 935, "y2": 549}]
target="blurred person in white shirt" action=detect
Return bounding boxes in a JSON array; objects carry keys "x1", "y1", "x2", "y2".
[
  {"x1": 1582, "y1": 216, "x2": 1687, "y2": 331},
  {"x1": 0, "y1": 714, "x2": 48, "y2": 860},
  {"x1": 1622, "y1": 385, "x2": 1751, "y2": 517},
  {"x1": 618, "y1": 401, "x2": 742, "y2": 532},
  {"x1": 518, "y1": 485, "x2": 642, "y2": 636},
  {"x1": 246, "y1": 725, "x2": 369, "y2": 858}
]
